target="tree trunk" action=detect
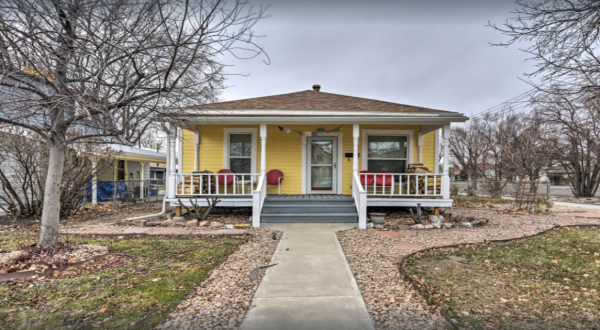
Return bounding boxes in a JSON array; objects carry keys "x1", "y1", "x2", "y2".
[{"x1": 38, "y1": 142, "x2": 67, "y2": 248}]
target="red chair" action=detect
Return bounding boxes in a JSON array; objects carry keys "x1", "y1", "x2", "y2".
[
  {"x1": 376, "y1": 171, "x2": 392, "y2": 186},
  {"x1": 217, "y1": 169, "x2": 235, "y2": 185},
  {"x1": 267, "y1": 169, "x2": 284, "y2": 195},
  {"x1": 359, "y1": 170, "x2": 374, "y2": 185}
]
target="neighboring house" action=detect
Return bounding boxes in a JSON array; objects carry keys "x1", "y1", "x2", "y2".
[{"x1": 163, "y1": 85, "x2": 468, "y2": 228}]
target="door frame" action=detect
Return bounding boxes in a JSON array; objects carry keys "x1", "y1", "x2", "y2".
[{"x1": 301, "y1": 133, "x2": 343, "y2": 194}]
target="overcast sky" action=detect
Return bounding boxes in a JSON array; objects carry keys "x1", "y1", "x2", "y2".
[{"x1": 219, "y1": 0, "x2": 537, "y2": 117}]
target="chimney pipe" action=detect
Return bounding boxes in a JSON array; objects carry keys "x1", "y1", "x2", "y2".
[{"x1": 312, "y1": 84, "x2": 321, "y2": 92}]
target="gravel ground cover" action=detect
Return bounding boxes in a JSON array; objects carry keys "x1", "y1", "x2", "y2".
[
  {"x1": 156, "y1": 228, "x2": 282, "y2": 330},
  {"x1": 337, "y1": 205, "x2": 600, "y2": 330}
]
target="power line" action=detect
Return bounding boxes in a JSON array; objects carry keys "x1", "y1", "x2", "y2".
[{"x1": 471, "y1": 89, "x2": 536, "y2": 119}]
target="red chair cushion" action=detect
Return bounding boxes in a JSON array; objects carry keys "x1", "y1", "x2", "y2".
[
  {"x1": 217, "y1": 169, "x2": 234, "y2": 185},
  {"x1": 266, "y1": 169, "x2": 284, "y2": 185},
  {"x1": 376, "y1": 171, "x2": 392, "y2": 186},
  {"x1": 359, "y1": 170, "x2": 374, "y2": 185}
]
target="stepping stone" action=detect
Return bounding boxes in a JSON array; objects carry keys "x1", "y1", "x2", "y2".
[
  {"x1": 437, "y1": 238, "x2": 456, "y2": 244},
  {"x1": 377, "y1": 231, "x2": 416, "y2": 238},
  {"x1": 452, "y1": 231, "x2": 480, "y2": 235},
  {"x1": 575, "y1": 214, "x2": 600, "y2": 219},
  {"x1": 520, "y1": 225, "x2": 538, "y2": 230},
  {"x1": 422, "y1": 232, "x2": 446, "y2": 237},
  {"x1": 392, "y1": 242, "x2": 425, "y2": 250},
  {"x1": 123, "y1": 227, "x2": 152, "y2": 234},
  {"x1": 508, "y1": 233, "x2": 525, "y2": 238},
  {"x1": 80, "y1": 228, "x2": 114, "y2": 234},
  {"x1": 152, "y1": 228, "x2": 186, "y2": 235}
]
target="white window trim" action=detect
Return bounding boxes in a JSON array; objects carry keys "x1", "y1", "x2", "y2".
[
  {"x1": 361, "y1": 129, "x2": 414, "y2": 172},
  {"x1": 223, "y1": 128, "x2": 258, "y2": 173},
  {"x1": 301, "y1": 133, "x2": 343, "y2": 195}
]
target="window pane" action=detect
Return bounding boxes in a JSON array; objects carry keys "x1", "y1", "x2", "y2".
[
  {"x1": 230, "y1": 158, "x2": 251, "y2": 173},
  {"x1": 311, "y1": 140, "x2": 333, "y2": 165},
  {"x1": 230, "y1": 134, "x2": 252, "y2": 157},
  {"x1": 368, "y1": 136, "x2": 407, "y2": 159},
  {"x1": 311, "y1": 167, "x2": 333, "y2": 190},
  {"x1": 368, "y1": 159, "x2": 406, "y2": 173}
]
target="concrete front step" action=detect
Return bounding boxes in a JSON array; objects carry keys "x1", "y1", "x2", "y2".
[
  {"x1": 261, "y1": 213, "x2": 358, "y2": 223},
  {"x1": 262, "y1": 205, "x2": 357, "y2": 214},
  {"x1": 261, "y1": 197, "x2": 358, "y2": 223}
]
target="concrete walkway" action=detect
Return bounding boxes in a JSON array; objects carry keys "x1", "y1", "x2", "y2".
[{"x1": 240, "y1": 223, "x2": 375, "y2": 330}]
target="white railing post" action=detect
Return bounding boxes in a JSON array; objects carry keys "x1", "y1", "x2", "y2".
[
  {"x1": 442, "y1": 124, "x2": 451, "y2": 199},
  {"x1": 418, "y1": 132, "x2": 423, "y2": 164},
  {"x1": 252, "y1": 173, "x2": 266, "y2": 228},
  {"x1": 358, "y1": 190, "x2": 367, "y2": 229}
]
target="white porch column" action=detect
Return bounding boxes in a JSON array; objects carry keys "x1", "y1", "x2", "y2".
[
  {"x1": 442, "y1": 124, "x2": 451, "y2": 199},
  {"x1": 260, "y1": 124, "x2": 267, "y2": 174},
  {"x1": 417, "y1": 132, "x2": 424, "y2": 164},
  {"x1": 167, "y1": 123, "x2": 177, "y2": 198},
  {"x1": 139, "y1": 161, "x2": 146, "y2": 199},
  {"x1": 193, "y1": 130, "x2": 200, "y2": 172},
  {"x1": 113, "y1": 160, "x2": 118, "y2": 180},
  {"x1": 91, "y1": 158, "x2": 98, "y2": 205},
  {"x1": 353, "y1": 124, "x2": 359, "y2": 173}
]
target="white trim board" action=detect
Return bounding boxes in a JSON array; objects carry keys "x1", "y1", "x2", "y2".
[
  {"x1": 301, "y1": 133, "x2": 343, "y2": 195},
  {"x1": 223, "y1": 128, "x2": 258, "y2": 173},
  {"x1": 361, "y1": 129, "x2": 414, "y2": 171}
]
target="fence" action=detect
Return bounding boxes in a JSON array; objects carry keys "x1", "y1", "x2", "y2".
[
  {"x1": 450, "y1": 179, "x2": 551, "y2": 201},
  {"x1": 86, "y1": 179, "x2": 166, "y2": 206}
]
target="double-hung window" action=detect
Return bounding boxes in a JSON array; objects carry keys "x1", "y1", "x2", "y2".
[
  {"x1": 366, "y1": 135, "x2": 409, "y2": 173},
  {"x1": 229, "y1": 134, "x2": 252, "y2": 173},
  {"x1": 224, "y1": 128, "x2": 257, "y2": 176}
]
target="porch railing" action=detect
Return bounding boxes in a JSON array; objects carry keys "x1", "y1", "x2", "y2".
[
  {"x1": 252, "y1": 173, "x2": 267, "y2": 227},
  {"x1": 358, "y1": 172, "x2": 448, "y2": 197},
  {"x1": 352, "y1": 172, "x2": 368, "y2": 229},
  {"x1": 169, "y1": 172, "x2": 261, "y2": 197}
]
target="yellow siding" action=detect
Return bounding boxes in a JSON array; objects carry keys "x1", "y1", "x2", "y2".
[{"x1": 180, "y1": 124, "x2": 437, "y2": 195}]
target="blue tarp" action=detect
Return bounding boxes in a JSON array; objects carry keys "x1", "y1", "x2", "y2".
[{"x1": 87, "y1": 181, "x2": 127, "y2": 202}]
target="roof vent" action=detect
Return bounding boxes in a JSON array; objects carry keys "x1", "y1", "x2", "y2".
[{"x1": 312, "y1": 84, "x2": 321, "y2": 92}]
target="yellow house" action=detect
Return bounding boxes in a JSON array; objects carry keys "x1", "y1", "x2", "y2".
[{"x1": 165, "y1": 85, "x2": 468, "y2": 228}]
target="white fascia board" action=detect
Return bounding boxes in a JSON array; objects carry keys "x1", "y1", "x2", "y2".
[
  {"x1": 181, "y1": 109, "x2": 466, "y2": 117},
  {"x1": 174, "y1": 116, "x2": 468, "y2": 126}
]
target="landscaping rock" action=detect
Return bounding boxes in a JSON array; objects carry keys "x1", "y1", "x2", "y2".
[
  {"x1": 234, "y1": 224, "x2": 251, "y2": 229},
  {"x1": 147, "y1": 221, "x2": 162, "y2": 227},
  {"x1": 460, "y1": 222, "x2": 473, "y2": 228},
  {"x1": 186, "y1": 220, "x2": 199, "y2": 227},
  {"x1": 173, "y1": 222, "x2": 185, "y2": 227},
  {"x1": 411, "y1": 224, "x2": 425, "y2": 230},
  {"x1": 424, "y1": 224, "x2": 435, "y2": 229},
  {"x1": 209, "y1": 221, "x2": 224, "y2": 228},
  {"x1": 199, "y1": 221, "x2": 211, "y2": 227},
  {"x1": 155, "y1": 229, "x2": 281, "y2": 330},
  {"x1": 442, "y1": 223, "x2": 453, "y2": 229},
  {"x1": 224, "y1": 224, "x2": 234, "y2": 229},
  {"x1": 131, "y1": 219, "x2": 147, "y2": 227},
  {"x1": 367, "y1": 223, "x2": 374, "y2": 229},
  {"x1": 160, "y1": 219, "x2": 174, "y2": 227},
  {"x1": 472, "y1": 219, "x2": 488, "y2": 227},
  {"x1": 0, "y1": 250, "x2": 30, "y2": 265},
  {"x1": 173, "y1": 216, "x2": 185, "y2": 222}
]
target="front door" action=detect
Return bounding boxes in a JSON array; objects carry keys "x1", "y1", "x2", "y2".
[{"x1": 307, "y1": 137, "x2": 337, "y2": 194}]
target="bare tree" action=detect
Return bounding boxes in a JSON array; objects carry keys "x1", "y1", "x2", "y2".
[
  {"x1": 489, "y1": 0, "x2": 600, "y2": 94},
  {"x1": 533, "y1": 90, "x2": 600, "y2": 197},
  {"x1": 138, "y1": 123, "x2": 167, "y2": 153},
  {"x1": 449, "y1": 118, "x2": 486, "y2": 194},
  {"x1": 0, "y1": 129, "x2": 115, "y2": 218},
  {"x1": 0, "y1": 0, "x2": 269, "y2": 247}
]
